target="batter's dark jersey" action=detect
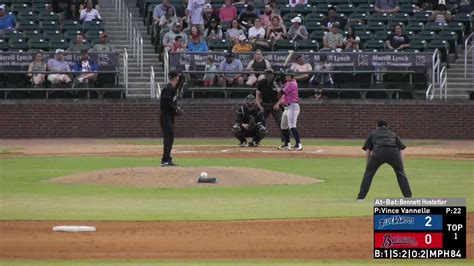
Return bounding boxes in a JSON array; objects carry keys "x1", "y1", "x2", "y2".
[
  {"x1": 160, "y1": 83, "x2": 178, "y2": 115},
  {"x1": 362, "y1": 128, "x2": 406, "y2": 151},
  {"x1": 257, "y1": 78, "x2": 279, "y2": 104}
]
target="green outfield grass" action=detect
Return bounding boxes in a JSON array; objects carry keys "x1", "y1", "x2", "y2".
[
  {"x1": 116, "y1": 138, "x2": 441, "y2": 147},
  {"x1": 0, "y1": 156, "x2": 472, "y2": 221},
  {"x1": 1, "y1": 259, "x2": 473, "y2": 266}
]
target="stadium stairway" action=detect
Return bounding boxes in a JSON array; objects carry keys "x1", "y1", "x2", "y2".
[
  {"x1": 446, "y1": 45, "x2": 473, "y2": 100},
  {"x1": 100, "y1": 0, "x2": 163, "y2": 98}
]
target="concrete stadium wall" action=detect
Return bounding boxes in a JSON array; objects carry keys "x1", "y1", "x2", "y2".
[{"x1": 1, "y1": 100, "x2": 473, "y2": 139}]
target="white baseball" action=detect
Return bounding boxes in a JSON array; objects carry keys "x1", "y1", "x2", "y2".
[{"x1": 200, "y1": 172, "x2": 208, "y2": 178}]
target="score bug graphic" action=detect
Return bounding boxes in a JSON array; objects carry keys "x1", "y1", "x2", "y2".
[{"x1": 373, "y1": 198, "x2": 466, "y2": 259}]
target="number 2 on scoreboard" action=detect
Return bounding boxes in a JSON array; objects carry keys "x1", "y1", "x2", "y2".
[{"x1": 425, "y1": 216, "x2": 432, "y2": 227}]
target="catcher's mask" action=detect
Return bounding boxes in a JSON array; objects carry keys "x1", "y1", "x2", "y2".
[{"x1": 245, "y1": 94, "x2": 257, "y2": 110}]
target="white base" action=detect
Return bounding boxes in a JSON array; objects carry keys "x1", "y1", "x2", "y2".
[{"x1": 52, "y1": 225, "x2": 96, "y2": 232}]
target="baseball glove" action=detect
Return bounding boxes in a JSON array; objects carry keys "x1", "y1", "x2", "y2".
[{"x1": 175, "y1": 107, "x2": 184, "y2": 117}]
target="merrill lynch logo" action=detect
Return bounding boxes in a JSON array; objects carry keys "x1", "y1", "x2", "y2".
[
  {"x1": 378, "y1": 215, "x2": 415, "y2": 229},
  {"x1": 382, "y1": 235, "x2": 418, "y2": 248},
  {"x1": 358, "y1": 54, "x2": 369, "y2": 66}
]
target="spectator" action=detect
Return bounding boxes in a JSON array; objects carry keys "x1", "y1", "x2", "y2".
[
  {"x1": 429, "y1": 2, "x2": 452, "y2": 23},
  {"x1": 159, "y1": 6, "x2": 178, "y2": 35},
  {"x1": 175, "y1": 0, "x2": 188, "y2": 29},
  {"x1": 68, "y1": 33, "x2": 90, "y2": 52},
  {"x1": 204, "y1": 18, "x2": 223, "y2": 41},
  {"x1": 91, "y1": 32, "x2": 114, "y2": 52},
  {"x1": 314, "y1": 86, "x2": 328, "y2": 100},
  {"x1": 415, "y1": 0, "x2": 437, "y2": 11},
  {"x1": 287, "y1": 17, "x2": 308, "y2": 40},
  {"x1": 28, "y1": 52, "x2": 47, "y2": 87},
  {"x1": 79, "y1": 0, "x2": 99, "y2": 11},
  {"x1": 322, "y1": 24, "x2": 343, "y2": 51},
  {"x1": 454, "y1": 0, "x2": 473, "y2": 14},
  {"x1": 226, "y1": 19, "x2": 246, "y2": 44},
  {"x1": 386, "y1": 25, "x2": 410, "y2": 50},
  {"x1": 52, "y1": 0, "x2": 72, "y2": 22},
  {"x1": 260, "y1": 4, "x2": 282, "y2": 29},
  {"x1": 289, "y1": 55, "x2": 312, "y2": 84},
  {"x1": 238, "y1": 0, "x2": 261, "y2": 17},
  {"x1": 311, "y1": 55, "x2": 333, "y2": 86},
  {"x1": 246, "y1": 49, "x2": 272, "y2": 86},
  {"x1": 218, "y1": 52, "x2": 244, "y2": 87},
  {"x1": 163, "y1": 22, "x2": 188, "y2": 50},
  {"x1": 269, "y1": 0, "x2": 281, "y2": 15},
  {"x1": 186, "y1": 0, "x2": 206, "y2": 33},
  {"x1": 232, "y1": 35, "x2": 253, "y2": 53},
  {"x1": 238, "y1": 4, "x2": 259, "y2": 30},
  {"x1": 47, "y1": 49, "x2": 72, "y2": 85},
  {"x1": 203, "y1": 3, "x2": 220, "y2": 29},
  {"x1": 187, "y1": 26, "x2": 209, "y2": 52},
  {"x1": 80, "y1": 1, "x2": 102, "y2": 22},
  {"x1": 322, "y1": 7, "x2": 346, "y2": 31},
  {"x1": 375, "y1": 0, "x2": 400, "y2": 13},
  {"x1": 153, "y1": 0, "x2": 176, "y2": 21},
  {"x1": 248, "y1": 18, "x2": 270, "y2": 49},
  {"x1": 171, "y1": 35, "x2": 186, "y2": 52},
  {"x1": 0, "y1": 4, "x2": 19, "y2": 35},
  {"x1": 343, "y1": 26, "x2": 360, "y2": 50},
  {"x1": 219, "y1": 0, "x2": 237, "y2": 23},
  {"x1": 203, "y1": 57, "x2": 217, "y2": 86},
  {"x1": 73, "y1": 49, "x2": 98, "y2": 86},
  {"x1": 289, "y1": 0, "x2": 308, "y2": 8},
  {"x1": 266, "y1": 16, "x2": 286, "y2": 41}
]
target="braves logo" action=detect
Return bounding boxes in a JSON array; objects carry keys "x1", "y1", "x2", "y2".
[
  {"x1": 381, "y1": 234, "x2": 418, "y2": 248},
  {"x1": 415, "y1": 55, "x2": 426, "y2": 66},
  {"x1": 358, "y1": 54, "x2": 369, "y2": 66}
]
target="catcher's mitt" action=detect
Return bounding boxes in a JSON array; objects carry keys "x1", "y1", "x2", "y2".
[{"x1": 175, "y1": 107, "x2": 184, "y2": 117}]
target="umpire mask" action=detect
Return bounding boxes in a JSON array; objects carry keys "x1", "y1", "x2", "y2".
[{"x1": 245, "y1": 94, "x2": 257, "y2": 111}]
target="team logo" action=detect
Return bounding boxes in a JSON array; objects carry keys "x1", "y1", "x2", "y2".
[
  {"x1": 357, "y1": 54, "x2": 369, "y2": 66},
  {"x1": 381, "y1": 234, "x2": 418, "y2": 248},
  {"x1": 378, "y1": 215, "x2": 415, "y2": 229},
  {"x1": 415, "y1": 55, "x2": 426, "y2": 66}
]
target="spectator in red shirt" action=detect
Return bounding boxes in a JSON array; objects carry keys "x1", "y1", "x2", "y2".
[{"x1": 219, "y1": 0, "x2": 237, "y2": 23}]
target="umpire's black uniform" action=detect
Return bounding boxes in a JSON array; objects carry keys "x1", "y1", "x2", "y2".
[
  {"x1": 256, "y1": 69, "x2": 283, "y2": 142},
  {"x1": 357, "y1": 121, "x2": 412, "y2": 199},
  {"x1": 160, "y1": 71, "x2": 180, "y2": 166}
]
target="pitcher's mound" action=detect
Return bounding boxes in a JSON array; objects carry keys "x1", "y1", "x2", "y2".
[{"x1": 51, "y1": 167, "x2": 323, "y2": 188}]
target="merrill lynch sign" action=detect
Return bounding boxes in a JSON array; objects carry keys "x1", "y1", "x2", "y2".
[
  {"x1": 0, "y1": 52, "x2": 119, "y2": 68},
  {"x1": 169, "y1": 52, "x2": 432, "y2": 71}
]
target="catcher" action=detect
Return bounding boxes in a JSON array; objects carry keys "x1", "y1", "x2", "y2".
[{"x1": 232, "y1": 94, "x2": 267, "y2": 147}]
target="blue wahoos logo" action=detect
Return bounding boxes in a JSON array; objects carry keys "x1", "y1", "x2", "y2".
[{"x1": 378, "y1": 215, "x2": 415, "y2": 229}]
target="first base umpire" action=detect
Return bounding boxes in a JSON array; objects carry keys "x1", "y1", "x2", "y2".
[
  {"x1": 160, "y1": 70, "x2": 183, "y2": 167},
  {"x1": 357, "y1": 120, "x2": 412, "y2": 200}
]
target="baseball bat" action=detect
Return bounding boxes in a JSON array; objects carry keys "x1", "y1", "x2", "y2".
[{"x1": 283, "y1": 50, "x2": 295, "y2": 67}]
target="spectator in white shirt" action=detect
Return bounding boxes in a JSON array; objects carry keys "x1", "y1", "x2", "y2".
[
  {"x1": 80, "y1": 1, "x2": 102, "y2": 22},
  {"x1": 248, "y1": 18, "x2": 270, "y2": 49}
]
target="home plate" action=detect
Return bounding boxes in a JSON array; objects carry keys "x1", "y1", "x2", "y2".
[
  {"x1": 240, "y1": 149, "x2": 255, "y2": 152},
  {"x1": 309, "y1": 149, "x2": 324, "y2": 153},
  {"x1": 220, "y1": 149, "x2": 230, "y2": 152},
  {"x1": 53, "y1": 225, "x2": 96, "y2": 232}
]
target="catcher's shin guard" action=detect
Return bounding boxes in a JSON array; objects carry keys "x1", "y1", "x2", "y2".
[{"x1": 232, "y1": 123, "x2": 245, "y2": 142}]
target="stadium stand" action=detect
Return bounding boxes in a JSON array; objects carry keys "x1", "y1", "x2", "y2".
[
  {"x1": 0, "y1": 0, "x2": 123, "y2": 99},
  {"x1": 137, "y1": 0, "x2": 472, "y2": 100}
]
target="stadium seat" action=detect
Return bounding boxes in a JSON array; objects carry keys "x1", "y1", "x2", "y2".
[
  {"x1": 348, "y1": 13, "x2": 369, "y2": 24},
  {"x1": 370, "y1": 12, "x2": 390, "y2": 25},
  {"x1": 38, "y1": 11, "x2": 59, "y2": 22},
  {"x1": 283, "y1": 13, "x2": 302, "y2": 23},
  {"x1": 19, "y1": 20, "x2": 38, "y2": 31},
  {"x1": 337, "y1": 4, "x2": 356, "y2": 15},
  {"x1": 452, "y1": 13, "x2": 472, "y2": 34},
  {"x1": 294, "y1": 4, "x2": 313, "y2": 15},
  {"x1": 84, "y1": 30, "x2": 102, "y2": 43},
  {"x1": 363, "y1": 39, "x2": 385, "y2": 50},
  {"x1": 399, "y1": 4, "x2": 416, "y2": 14},
  {"x1": 356, "y1": 4, "x2": 375, "y2": 13},
  {"x1": 10, "y1": 3, "x2": 30, "y2": 13},
  {"x1": 49, "y1": 39, "x2": 69, "y2": 50},
  {"x1": 374, "y1": 30, "x2": 391, "y2": 41},
  {"x1": 436, "y1": 31, "x2": 458, "y2": 54},
  {"x1": 349, "y1": 21, "x2": 366, "y2": 31},
  {"x1": 315, "y1": 4, "x2": 333, "y2": 13},
  {"x1": 305, "y1": 21, "x2": 323, "y2": 33},
  {"x1": 22, "y1": 29, "x2": 41, "y2": 39},
  {"x1": 273, "y1": 39, "x2": 296, "y2": 51},
  {"x1": 0, "y1": 39, "x2": 10, "y2": 51},
  {"x1": 390, "y1": 13, "x2": 410, "y2": 25},
  {"x1": 4, "y1": 30, "x2": 22, "y2": 42},
  {"x1": 28, "y1": 38, "x2": 49, "y2": 51},
  {"x1": 63, "y1": 30, "x2": 83, "y2": 41},
  {"x1": 425, "y1": 22, "x2": 446, "y2": 32},
  {"x1": 406, "y1": 22, "x2": 425, "y2": 33},
  {"x1": 207, "y1": 39, "x2": 230, "y2": 51},
  {"x1": 366, "y1": 21, "x2": 386, "y2": 32},
  {"x1": 279, "y1": 5, "x2": 293, "y2": 16},
  {"x1": 356, "y1": 31, "x2": 373, "y2": 43},
  {"x1": 43, "y1": 30, "x2": 63, "y2": 41},
  {"x1": 330, "y1": 0, "x2": 349, "y2": 5},
  {"x1": 83, "y1": 21, "x2": 105, "y2": 32},
  {"x1": 296, "y1": 39, "x2": 319, "y2": 51},
  {"x1": 17, "y1": 11, "x2": 38, "y2": 21},
  {"x1": 305, "y1": 12, "x2": 325, "y2": 23},
  {"x1": 62, "y1": 20, "x2": 82, "y2": 32},
  {"x1": 309, "y1": 30, "x2": 325, "y2": 42},
  {"x1": 40, "y1": 21, "x2": 60, "y2": 31},
  {"x1": 411, "y1": 12, "x2": 431, "y2": 23},
  {"x1": 428, "y1": 40, "x2": 449, "y2": 62},
  {"x1": 408, "y1": 39, "x2": 428, "y2": 52},
  {"x1": 31, "y1": 3, "x2": 51, "y2": 13},
  {"x1": 8, "y1": 38, "x2": 29, "y2": 51},
  {"x1": 416, "y1": 30, "x2": 437, "y2": 42}
]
